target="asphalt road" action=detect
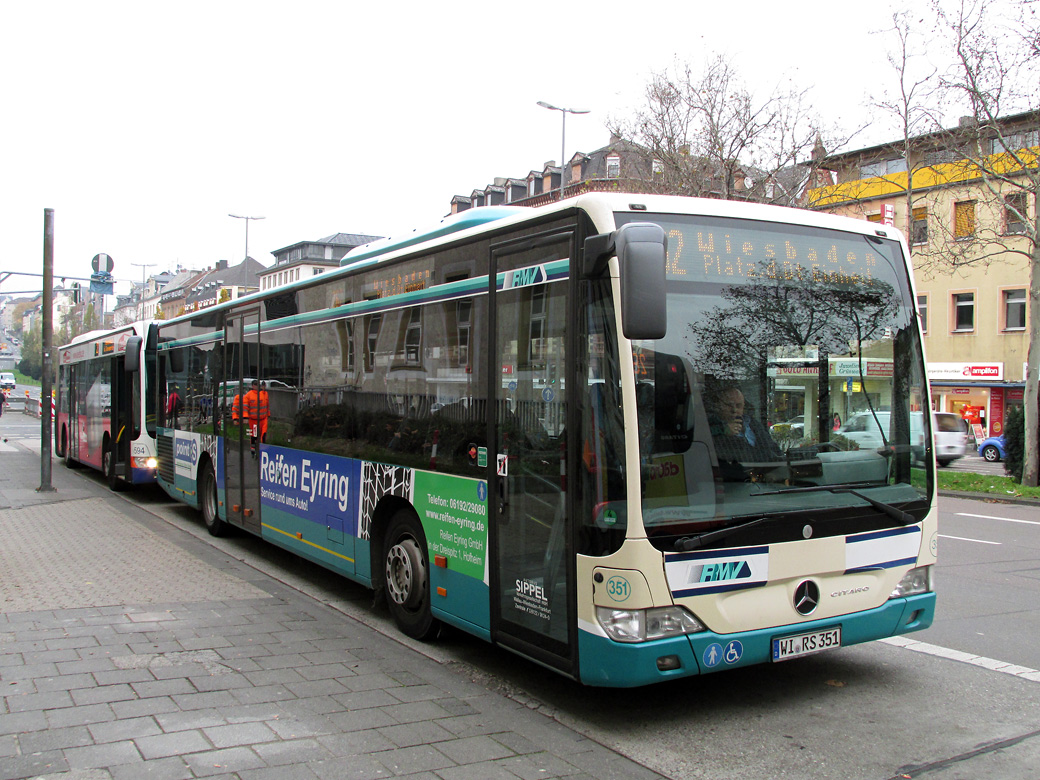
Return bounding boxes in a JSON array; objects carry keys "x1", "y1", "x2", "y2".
[{"x1": 7, "y1": 419, "x2": 1040, "y2": 779}]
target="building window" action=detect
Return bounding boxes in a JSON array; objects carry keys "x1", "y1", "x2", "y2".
[
  {"x1": 989, "y1": 130, "x2": 1039, "y2": 155},
  {"x1": 1003, "y1": 288, "x2": 1026, "y2": 330},
  {"x1": 911, "y1": 207, "x2": 928, "y2": 245},
  {"x1": 606, "y1": 155, "x2": 620, "y2": 178},
  {"x1": 953, "y1": 292, "x2": 975, "y2": 332},
  {"x1": 1005, "y1": 192, "x2": 1028, "y2": 234},
  {"x1": 954, "y1": 200, "x2": 976, "y2": 238},
  {"x1": 861, "y1": 158, "x2": 907, "y2": 177},
  {"x1": 917, "y1": 294, "x2": 928, "y2": 333}
]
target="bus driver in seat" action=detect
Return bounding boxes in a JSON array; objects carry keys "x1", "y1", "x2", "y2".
[{"x1": 706, "y1": 385, "x2": 782, "y2": 466}]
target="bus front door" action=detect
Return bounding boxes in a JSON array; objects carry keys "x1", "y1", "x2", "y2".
[
  {"x1": 224, "y1": 310, "x2": 262, "y2": 534},
  {"x1": 489, "y1": 230, "x2": 576, "y2": 676}
]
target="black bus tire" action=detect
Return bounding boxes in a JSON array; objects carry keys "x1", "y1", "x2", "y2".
[
  {"x1": 199, "y1": 461, "x2": 226, "y2": 537},
  {"x1": 383, "y1": 509, "x2": 440, "y2": 640},
  {"x1": 104, "y1": 436, "x2": 126, "y2": 492}
]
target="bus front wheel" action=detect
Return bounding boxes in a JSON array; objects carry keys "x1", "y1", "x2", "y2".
[
  {"x1": 56, "y1": 426, "x2": 67, "y2": 459},
  {"x1": 104, "y1": 437, "x2": 126, "y2": 492},
  {"x1": 200, "y1": 462, "x2": 226, "y2": 537},
  {"x1": 383, "y1": 510, "x2": 440, "y2": 640},
  {"x1": 64, "y1": 429, "x2": 80, "y2": 469}
]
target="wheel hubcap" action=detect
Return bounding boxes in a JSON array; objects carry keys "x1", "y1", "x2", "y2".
[{"x1": 386, "y1": 538, "x2": 425, "y2": 608}]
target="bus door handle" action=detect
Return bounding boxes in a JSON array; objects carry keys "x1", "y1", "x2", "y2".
[{"x1": 497, "y1": 453, "x2": 510, "y2": 516}]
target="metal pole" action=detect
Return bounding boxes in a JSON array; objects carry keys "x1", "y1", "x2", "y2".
[
  {"x1": 229, "y1": 214, "x2": 265, "y2": 262},
  {"x1": 560, "y1": 110, "x2": 567, "y2": 200},
  {"x1": 39, "y1": 208, "x2": 55, "y2": 492},
  {"x1": 537, "y1": 102, "x2": 589, "y2": 203}
]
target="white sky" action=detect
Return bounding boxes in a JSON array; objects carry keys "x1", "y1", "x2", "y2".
[{"x1": 1, "y1": 0, "x2": 945, "y2": 299}]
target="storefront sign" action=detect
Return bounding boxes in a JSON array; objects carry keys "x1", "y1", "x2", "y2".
[{"x1": 927, "y1": 363, "x2": 1004, "y2": 381}]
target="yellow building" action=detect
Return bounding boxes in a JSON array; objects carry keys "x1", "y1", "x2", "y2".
[{"x1": 806, "y1": 115, "x2": 1036, "y2": 438}]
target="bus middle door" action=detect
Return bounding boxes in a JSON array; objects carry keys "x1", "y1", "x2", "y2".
[{"x1": 224, "y1": 310, "x2": 262, "y2": 534}]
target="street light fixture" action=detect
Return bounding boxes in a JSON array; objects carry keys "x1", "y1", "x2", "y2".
[
  {"x1": 228, "y1": 214, "x2": 265, "y2": 261},
  {"x1": 537, "y1": 101, "x2": 590, "y2": 201}
]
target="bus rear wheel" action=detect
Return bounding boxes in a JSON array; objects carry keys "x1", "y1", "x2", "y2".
[
  {"x1": 383, "y1": 510, "x2": 440, "y2": 640},
  {"x1": 199, "y1": 462, "x2": 226, "y2": 537},
  {"x1": 56, "y1": 426, "x2": 67, "y2": 459}
]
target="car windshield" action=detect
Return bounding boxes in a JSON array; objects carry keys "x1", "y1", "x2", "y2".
[{"x1": 618, "y1": 212, "x2": 931, "y2": 548}]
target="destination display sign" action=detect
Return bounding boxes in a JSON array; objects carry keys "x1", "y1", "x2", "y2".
[{"x1": 621, "y1": 214, "x2": 904, "y2": 289}]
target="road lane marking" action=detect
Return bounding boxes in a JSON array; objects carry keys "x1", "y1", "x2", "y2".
[
  {"x1": 938, "y1": 534, "x2": 1001, "y2": 545},
  {"x1": 882, "y1": 636, "x2": 1040, "y2": 682},
  {"x1": 956, "y1": 512, "x2": 1040, "y2": 527}
]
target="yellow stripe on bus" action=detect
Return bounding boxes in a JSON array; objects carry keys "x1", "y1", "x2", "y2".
[{"x1": 261, "y1": 522, "x2": 356, "y2": 564}]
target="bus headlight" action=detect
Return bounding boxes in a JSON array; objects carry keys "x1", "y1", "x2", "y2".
[
  {"x1": 890, "y1": 565, "x2": 934, "y2": 598},
  {"x1": 596, "y1": 606, "x2": 705, "y2": 643}
]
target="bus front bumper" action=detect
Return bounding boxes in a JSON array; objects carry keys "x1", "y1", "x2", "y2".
[{"x1": 578, "y1": 592, "x2": 935, "y2": 687}]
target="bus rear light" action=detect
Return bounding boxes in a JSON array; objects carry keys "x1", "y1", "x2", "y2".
[
  {"x1": 596, "y1": 606, "x2": 705, "y2": 643},
  {"x1": 890, "y1": 565, "x2": 934, "y2": 598}
]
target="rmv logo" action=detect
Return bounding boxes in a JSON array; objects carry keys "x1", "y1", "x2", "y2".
[
  {"x1": 699, "y1": 560, "x2": 751, "y2": 583},
  {"x1": 505, "y1": 265, "x2": 546, "y2": 289},
  {"x1": 175, "y1": 438, "x2": 199, "y2": 465}
]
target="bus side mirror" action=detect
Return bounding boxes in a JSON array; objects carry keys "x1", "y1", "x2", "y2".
[
  {"x1": 168, "y1": 348, "x2": 185, "y2": 374},
  {"x1": 617, "y1": 222, "x2": 667, "y2": 340},
  {"x1": 124, "y1": 337, "x2": 142, "y2": 373}
]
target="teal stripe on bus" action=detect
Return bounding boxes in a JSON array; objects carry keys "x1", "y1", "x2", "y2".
[{"x1": 159, "y1": 259, "x2": 571, "y2": 348}]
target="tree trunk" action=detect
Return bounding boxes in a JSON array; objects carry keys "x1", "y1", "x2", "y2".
[{"x1": 1023, "y1": 228, "x2": 1040, "y2": 487}]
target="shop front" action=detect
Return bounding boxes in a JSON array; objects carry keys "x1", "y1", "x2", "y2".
[{"x1": 927, "y1": 362, "x2": 1024, "y2": 440}]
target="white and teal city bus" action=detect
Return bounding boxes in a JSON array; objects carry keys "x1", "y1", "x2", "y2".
[{"x1": 152, "y1": 194, "x2": 936, "y2": 686}]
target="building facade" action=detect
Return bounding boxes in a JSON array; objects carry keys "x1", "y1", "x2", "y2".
[
  {"x1": 807, "y1": 113, "x2": 1037, "y2": 437},
  {"x1": 260, "y1": 233, "x2": 383, "y2": 292}
]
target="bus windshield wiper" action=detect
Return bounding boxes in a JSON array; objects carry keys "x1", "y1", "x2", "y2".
[
  {"x1": 765, "y1": 484, "x2": 916, "y2": 525},
  {"x1": 674, "y1": 517, "x2": 772, "y2": 552}
]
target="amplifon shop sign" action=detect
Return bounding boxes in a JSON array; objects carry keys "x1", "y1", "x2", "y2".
[{"x1": 927, "y1": 362, "x2": 1004, "y2": 381}]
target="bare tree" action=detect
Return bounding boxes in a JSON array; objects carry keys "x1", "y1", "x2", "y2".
[
  {"x1": 609, "y1": 55, "x2": 841, "y2": 205},
  {"x1": 873, "y1": 12, "x2": 941, "y2": 253},
  {"x1": 927, "y1": 0, "x2": 1040, "y2": 485}
]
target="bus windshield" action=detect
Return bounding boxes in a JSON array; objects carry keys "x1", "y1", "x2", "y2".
[{"x1": 619, "y1": 212, "x2": 930, "y2": 547}]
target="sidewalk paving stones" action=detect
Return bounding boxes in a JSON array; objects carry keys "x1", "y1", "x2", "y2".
[{"x1": 0, "y1": 442, "x2": 664, "y2": 780}]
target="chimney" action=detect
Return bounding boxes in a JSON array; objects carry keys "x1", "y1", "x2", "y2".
[{"x1": 216, "y1": 259, "x2": 228, "y2": 271}]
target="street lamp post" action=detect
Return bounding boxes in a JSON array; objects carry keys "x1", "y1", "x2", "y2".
[
  {"x1": 537, "y1": 101, "x2": 590, "y2": 201},
  {"x1": 228, "y1": 214, "x2": 265, "y2": 261}
]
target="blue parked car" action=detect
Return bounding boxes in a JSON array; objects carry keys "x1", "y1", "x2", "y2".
[{"x1": 978, "y1": 435, "x2": 1006, "y2": 463}]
